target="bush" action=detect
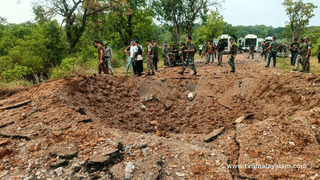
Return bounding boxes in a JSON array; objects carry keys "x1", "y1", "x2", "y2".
[
  {"x1": 112, "y1": 48, "x2": 127, "y2": 68},
  {"x1": 311, "y1": 37, "x2": 320, "y2": 56},
  {"x1": 49, "y1": 56, "x2": 99, "y2": 80},
  {"x1": 49, "y1": 57, "x2": 78, "y2": 80},
  {"x1": 1, "y1": 65, "x2": 30, "y2": 83}
]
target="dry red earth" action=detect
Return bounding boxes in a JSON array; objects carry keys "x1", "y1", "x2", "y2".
[{"x1": 0, "y1": 54, "x2": 320, "y2": 180}]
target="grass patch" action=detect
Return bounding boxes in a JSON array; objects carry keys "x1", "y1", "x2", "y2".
[{"x1": 277, "y1": 56, "x2": 320, "y2": 74}]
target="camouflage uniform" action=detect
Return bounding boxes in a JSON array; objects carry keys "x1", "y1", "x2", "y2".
[
  {"x1": 247, "y1": 44, "x2": 255, "y2": 59},
  {"x1": 294, "y1": 42, "x2": 304, "y2": 71},
  {"x1": 147, "y1": 43, "x2": 155, "y2": 73},
  {"x1": 104, "y1": 46, "x2": 114, "y2": 75},
  {"x1": 301, "y1": 42, "x2": 312, "y2": 73},
  {"x1": 163, "y1": 47, "x2": 169, "y2": 66},
  {"x1": 182, "y1": 42, "x2": 197, "y2": 73},
  {"x1": 152, "y1": 45, "x2": 159, "y2": 70},
  {"x1": 263, "y1": 42, "x2": 270, "y2": 61},
  {"x1": 228, "y1": 42, "x2": 238, "y2": 71}
]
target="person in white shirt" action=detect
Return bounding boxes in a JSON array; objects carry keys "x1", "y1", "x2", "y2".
[
  {"x1": 199, "y1": 44, "x2": 203, "y2": 56},
  {"x1": 124, "y1": 41, "x2": 134, "y2": 73},
  {"x1": 132, "y1": 40, "x2": 144, "y2": 76}
]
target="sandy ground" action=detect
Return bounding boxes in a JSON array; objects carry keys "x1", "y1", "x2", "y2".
[{"x1": 0, "y1": 54, "x2": 320, "y2": 180}]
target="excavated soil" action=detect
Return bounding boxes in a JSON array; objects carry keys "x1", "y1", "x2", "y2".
[{"x1": 0, "y1": 54, "x2": 320, "y2": 180}]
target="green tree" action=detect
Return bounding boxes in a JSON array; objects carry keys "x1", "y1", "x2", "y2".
[
  {"x1": 152, "y1": 0, "x2": 218, "y2": 43},
  {"x1": 33, "y1": 5, "x2": 51, "y2": 25},
  {"x1": 152, "y1": 0, "x2": 188, "y2": 43},
  {"x1": 282, "y1": 0, "x2": 317, "y2": 41},
  {"x1": 195, "y1": 11, "x2": 224, "y2": 44},
  {"x1": 34, "y1": 0, "x2": 128, "y2": 53}
]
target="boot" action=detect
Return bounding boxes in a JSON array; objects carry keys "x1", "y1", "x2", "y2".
[
  {"x1": 193, "y1": 71, "x2": 197, "y2": 75},
  {"x1": 152, "y1": 71, "x2": 155, "y2": 75},
  {"x1": 230, "y1": 69, "x2": 235, "y2": 73}
]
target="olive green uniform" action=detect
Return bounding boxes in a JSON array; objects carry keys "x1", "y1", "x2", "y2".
[
  {"x1": 147, "y1": 44, "x2": 155, "y2": 73},
  {"x1": 301, "y1": 42, "x2": 312, "y2": 73},
  {"x1": 247, "y1": 44, "x2": 255, "y2": 59},
  {"x1": 228, "y1": 42, "x2": 238, "y2": 71}
]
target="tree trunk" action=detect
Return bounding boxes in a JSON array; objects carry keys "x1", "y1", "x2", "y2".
[
  {"x1": 188, "y1": 21, "x2": 194, "y2": 37},
  {"x1": 291, "y1": 21, "x2": 295, "y2": 41},
  {"x1": 172, "y1": 27, "x2": 181, "y2": 43}
]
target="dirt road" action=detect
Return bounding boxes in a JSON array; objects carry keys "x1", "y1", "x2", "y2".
[{"x1": 0, "y1": 54, "x2": 320, "y2": 180}]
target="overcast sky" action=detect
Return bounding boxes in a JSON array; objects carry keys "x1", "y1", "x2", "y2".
[{"x1": 0, "y1": 0, "x2": 319, "y2": 27}]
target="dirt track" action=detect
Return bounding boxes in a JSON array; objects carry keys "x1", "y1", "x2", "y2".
[{"x1": 0, "y1": 54, "x2": 320, "y2": 180}]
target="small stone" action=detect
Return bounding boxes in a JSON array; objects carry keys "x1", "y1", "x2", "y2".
[
  {"x1": 235, "y1": 116, "x2": 246, "y2": 124},
  {"x1": 0, "y1": 148, "x2": 13, "y2": 159},
  {"x1": 52, "y1": 131, "x2": 62, "y2": 136},
  {"x1": 28, "y1": 145, "x2": 35, "y2": 152},
  {"x1": 0, "y1": 139, "x2": 12, "y2": 147},
  {"x1": 0, "y1": 165, "x2": 4, "y2": 170},
  {"x1": 104, "y1": 131, "x2": 109, "y2": 135},
  {"x1": 156, "y1": 131, "x2": 162, "y2": 137},
  {"x1": 248, "y1": 147, "x2": 259, "y2": 158},
  {"x1": 54, "y1": 167, "x2": 64, "y2": 176},
  {"x1": 310, "y1": 119, "x2": 317, "y2": 124},
  {"x1": 150, "y1": 121, "x2": 158, "y2": 125},
  {"x1": 289, "y1": 142, "x2": 295, "y2": 146},
  {"x1": 188, "y1": 93, "x2": 194, "y2": 101},
  {"x1": 210, "y1": 153, "x2": 216, "y2": 157},
  {"x1": 51, "y1": 158, "x2": 57, "y2": 162},
  {"x1": 164, "y1": 100, "x2": 173, "y2": 110},
  {"x1": 176, "y1": 172, "x2": 185, "y2": 177},
  {"x1": 203, "y1": 127, "x2": 225, "y2": 143},
  {"x1": 89, "y1": 155, "x2": 109, "y2": 163},
  {"x1": 139, "y1": 103, "x2": 146, "y2": 109},
  {"x1": 193, "y1": 165, "x2": 201, "y2": 174},
  {"x1": 136, "y1": 153, "x2": 142, "y2": 157}
]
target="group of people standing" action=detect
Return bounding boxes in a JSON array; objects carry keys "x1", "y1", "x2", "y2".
[
  {"x1": 124, "y1": 40, "x2": 159, "y2": 76},
  {"x1": 95, "y1": 35, "x2": 319, "y2": 77},
  {"x1": 290, "y1": 37, "x2": 313, "y2": 73},
  {"x1": 94, "y1": 40, "x2": 114, "y2": 75},
  {"x1": 201, "y1": 40, "x2": 226, "y2": 67},
  {"x1": 261, "y1": 36, "x2": 314, "y2": 73}
]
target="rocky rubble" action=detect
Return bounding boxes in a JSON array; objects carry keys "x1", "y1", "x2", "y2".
[{"x1": 0, "y1": 55, "x2": 320, "y2": 179}]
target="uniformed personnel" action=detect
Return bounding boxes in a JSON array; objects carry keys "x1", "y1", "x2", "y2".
[
  {"x1": 293, "y1": 38, "x2": 305, "y2": 71},
  {"x1": 227, "y1": 38, "x2": 238, "y2": 73},
  {"x1": 178, "y1": 37, "x2": 197, "y2": 75},
  {"x1": 94, "y1": 40, "x2": 109, "y2": 75},
  {"x1": 152, "y1": 41, "x2": 159, "y2": 71},
  {"x1": 301, "y1": 37, "x2": 312, "y2": 73},
  {"x1": 103, "y1": 41, "x2": 114, "y2": 75},
  {"x1": 247, "y1": 42, "x2": 255, "y2": 59},
  {"x1": 265, "y1": 37, "x2": 279, "y2": 68},
  {"x1": 146, "y1": 40, "x2": 155, "y2": 75}
]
